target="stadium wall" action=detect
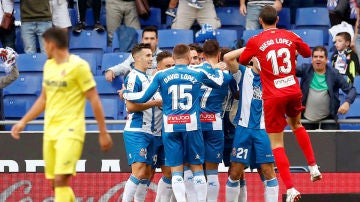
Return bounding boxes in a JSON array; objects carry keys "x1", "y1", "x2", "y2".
[{"x1": 1, "y1": 131, "x2": 360, "y2": 201}]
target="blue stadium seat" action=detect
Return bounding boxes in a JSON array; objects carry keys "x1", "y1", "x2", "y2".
[
  {"x1": 3, "y1": 75, "x2": 42, "y2": 98},
  {"x1": 339, "y1": 96, "x2": 360, "y2": 129},
  {"x1": 140, "y1": 8, "x2": 162, "y2": 29},
  {"x1": 242, "y1": 29, "x2": 262, "y2": 44},
  {"x1": 291, "y1": 29, "x2": 324, "y2": 48},
  {"x1": 4, "y1": 98, "x2": 28, "y2": 119},
  {"x1": 215, "y1": 29, "x2": 237, "y2": 48},
  {"x1": 69, "y1": 30, "x2": 107, "y2": 74},
  {"x1": 85, "y1": 8, "x2": 95, "y2": 26},
  {"x1": 278, "y1": 7, "x2": 291, "y2": 29},
  {"x1": 74, "y1": 52, "x2": 98, "y2": 75},
  {"x1": 15, "y1": 27, "x2": 24, "y2": 54},
  {"x1": 111, "y1": 30, "x2": 140, "y2": 52},
  {"x1": 94, "y1": 75, "x2": 122, "y2": 95},
  {"x1": 295, "y1": 7, "x2": 331, "y2": 45},
  {"x1": 158, "y1": 29, "x2": 193, "y2": 50},
  {"x1": 16, "y1": 53, "x2": 47, "y2": 76},
  {"x1": 216, "y1": 7, "x2": 246, "y2": 38},
  {"x1": 354, "y1": 76, "x2": 360, "y2": 94},
  {"x1": 296, "y1": 55, "x2": 312, "y2": 67},
  {"x1": 101, "y1": 52, "x2": 130, "y2": 74}
]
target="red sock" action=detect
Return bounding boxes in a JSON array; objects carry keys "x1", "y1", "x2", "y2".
[
  {"x1": 272, "y1": 147, "x2": 294, "y2": 189},
  {"x1": 294, "y1": 126, "x2": 316, "y2": 166}
]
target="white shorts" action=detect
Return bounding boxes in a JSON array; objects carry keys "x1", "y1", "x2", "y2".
[{"x1": 49, "y1": 0, "x2": 72, "y2": 28}]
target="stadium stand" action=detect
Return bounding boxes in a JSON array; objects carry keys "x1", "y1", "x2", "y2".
[
  {"x1": 295, "y1": 7, "x2": 331, "y2": 45},
  {"x1": 215, "y1": 7, "x2": 246, "y2": 38},
  {"x1": 292, "y1": 29, "x2": 324, "y2": 48},
  {"x1": 242, "y1": 29, "x2": 262, "y2": 44},
  {"x1": 277, "y1": 7, "x2": 291, "y2": 29},
  {"x1": 158, "y1": 29, "x2": 194, "y2": 50},
  {"x1": 140, "y1": 8, "x2": 162, "y2": 29},
  {"x1": 69, "y1": 30, "x2": 107, "y2": 74},
  {"x1": 74, "y1": 52, "x2": 98, "y2": 75},
  {"x1": 339, "y1": 97, "x2": 360, "y2": 130},
  {"x1": 68, "y1": 8, "x2": 78, "y2": 27},
  {"x1": 215, "y1": 29, "x2": 237, "y2": 48},
  {"x1": 101, "y1": 52, "x2": 130, "y2": 74},
  {"x1": 15, "y1": 53, "x2": 47, "y2": 76}
]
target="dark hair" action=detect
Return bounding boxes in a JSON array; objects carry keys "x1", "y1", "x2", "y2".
[
  {"x1": 203, "y1": 40, "x2": 220, "y2": 57},
  {"x1": 156, "y1": 50, "x2": 172, "y2": 63},
  {"x1": 189, "y1": 43, "x2": 203, "y2": 53},
  {"x1": 336, "y1": 32, "x2": 351, "y2": 43},
  {"x1": 173, "y1": 44, "x2": 190, "y2": 60},
  {"x1": 259, "y1": 6, "x2": 278, "y2": 25},
  {"x1": 312, "y1": 46, "x2": 328, "y2": 58},
  {"x1": 220, "y1": 47, "x2": 231, "y2": 62},
  {"x1": 142, "y1": 26, "x2": 158, "y2": 39},
  {"x1": 42, "y1": 27, "x2": 68, "y2": 49},
  {"x1": 131, "y1": 43, "x2": 151, "y2": 57}
]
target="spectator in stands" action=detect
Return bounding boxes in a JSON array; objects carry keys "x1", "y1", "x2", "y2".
[
  {"x1": 354, "y1": 0, "x2": 360, "y2": 59},
  {"x1": 0, "y1": 47, "x2": 18, "y2": 131},
  {"x1": 49, "y1": 0, "x2": 72, "y2": 31},
  {"x1": 296, "y1": 46, "x2": 357, "y2": 130},
  {"x1": 330, "y1": 32, "x2": 360, "y2": 84},
  {"x1": 20, "y1": 0, "x2": 53, "y2": 53},
  {"x1": 73, "y1": 0, "x2": 105, "y2": 33},
  {"x1": 105, "y1": 26, "x2": 161, "y2": 82},
  {"x1": 171, "y1": 0, "x2": 221, "y2": 29},
  {"x1": 0, "y1": 0, "x2": 15, "y2": 50},
  {"x1": 327, "y1": 0, "x2": 357, "y2": 27},
  {"x1": 166, "y1": 0, "x2": 205, "y2": 17},
  {"x1": 240, "y1": 0, "x2": 283, "y2": 30},
  {"x1": 105, "y1": 0, "x2": 140, "y2": 44}
]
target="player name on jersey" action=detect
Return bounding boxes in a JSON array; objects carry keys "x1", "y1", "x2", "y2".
[
  {"x1": 164, "y1": 73, "x2": 198, "y2": 84},
  {"x1": 259, "y1": 38, "x2": 293, "y2": 51}
]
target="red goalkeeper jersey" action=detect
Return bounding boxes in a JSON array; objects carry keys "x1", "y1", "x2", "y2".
[{"x1": 239, "y1": 28, "x2": 311, "y2": 99}]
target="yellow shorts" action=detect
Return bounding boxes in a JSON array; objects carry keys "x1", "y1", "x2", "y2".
[{"x1": 43, "y1": 138, "x2": 83, "y2": 179}]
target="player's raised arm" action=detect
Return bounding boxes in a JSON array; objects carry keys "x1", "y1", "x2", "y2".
[
  {"x1": 197, "y1": 65, "x2": 224, "y2": 88},
  {"x1": 224, "y1": 47, "x2": 245, "y2": 73},
  {"x1": 239, "y1": 38, "x2": 257, "y2": 65}
]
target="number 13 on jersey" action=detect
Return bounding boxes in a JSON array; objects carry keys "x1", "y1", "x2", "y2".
[{"x1": 266, "y1": 47, "x2": 292, "y2": 75}]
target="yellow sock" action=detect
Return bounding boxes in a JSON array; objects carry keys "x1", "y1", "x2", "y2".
[{"x1": 55, "y1": 186, "x2": 75, "y2": 202}]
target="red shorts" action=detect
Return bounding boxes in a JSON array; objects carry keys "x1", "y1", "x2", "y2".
[{"x1": 263, "y1": 93, "x2": 305, "y2": 133}]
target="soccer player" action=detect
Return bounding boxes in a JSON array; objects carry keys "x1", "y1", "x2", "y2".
[
  {"x1": 10, "y1": 27, "x2": 113, "y2": 201},
  {"x1": 121, "y1": 43, "x2": 160, "y2": 202},
  {"x1": 197, "y1": 40, "x2": 233, "y2": 202},
  {"x1": 121, "y1": 44, "x2": 224, "y2": 202},
  {"x1": 239, "y1": 6, "x2": 322, "y2": 202},
  {"x1": 224, "y1": 48, "x2": 279, "y2": 202}
]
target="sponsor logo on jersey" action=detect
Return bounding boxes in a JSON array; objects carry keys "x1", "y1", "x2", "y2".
[
  {"x1": 167, "y1": 114, "x2": 191, "y2": 124},
  {"x1": 200, "y1": 112, "x2": 216, "y2": 122},
  {"x1": 274, "y1": 75, "x2": 296, "y2": 89}
]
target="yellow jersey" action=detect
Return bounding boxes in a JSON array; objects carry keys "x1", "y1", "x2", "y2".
[{"x1": 43, "y1": 55, "x2": 95, "y2": 142}]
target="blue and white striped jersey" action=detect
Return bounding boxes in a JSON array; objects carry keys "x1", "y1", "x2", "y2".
[
  {"x1": 123, "y1": 64, "x2": 224, "y2": 132},
  {"x1": 123, "y1": 68, "x2": 154, "y2": 135},
  {"x1": 198, "y1": 63, "x2": 234, "y2": 131},
  {"x1": 234, "y1": 65, "x2": 265, "y2": 129}
]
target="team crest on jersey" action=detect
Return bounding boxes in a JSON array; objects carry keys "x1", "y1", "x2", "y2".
[
  {"x1": 139, "y1": 148, "x2": 147, "y2": 158},
  {"x1": 127, "y1": 82, "x2": 134, "y2": 91},
  {"x1": 232, "y1": 148, "x2": 237, "y2": 157},
  {"x1": 253, "y1": 86, "x2": 262, "y2": 100}
]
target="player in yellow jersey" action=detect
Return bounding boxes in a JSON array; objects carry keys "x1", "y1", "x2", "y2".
[{"x1": 11, "y1": 27, "x2": 113, "y2": 202}]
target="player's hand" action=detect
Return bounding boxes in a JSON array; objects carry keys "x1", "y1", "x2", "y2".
[
  {"x1": 239, "y1": 4, "x2": 247, "y2": 16},
  {"x1": 214, "y1": 61, "x2": 227, "y2": 71},
  {"x1": 117, "y1": 84, "x2": 126, "y2": 100},
  {"x1": 11, "y1": 121, "x2": 26, "y2": 140},
  {"x1": 99, "y1": 132, "x2": 113, "y2": 152},
  {"x1": 338, "y1": 102, "x2": 350, "y2": 115},
  {"x1": 105, "y1": 70, "x2": 115, "y2": 82}
]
